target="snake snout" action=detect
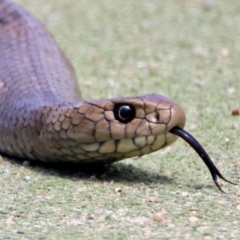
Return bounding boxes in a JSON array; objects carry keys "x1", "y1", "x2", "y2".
[
  {"x1": 165, "y1": 103, "x2": 186, "y2": 145},
  {"x1": 169, "y1": 103, "x2": 186, "y2": 129}
]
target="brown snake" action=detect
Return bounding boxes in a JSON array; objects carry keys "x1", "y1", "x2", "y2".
[{"x1": 0, "y1": 0, "x2": 234, "y2": 191}]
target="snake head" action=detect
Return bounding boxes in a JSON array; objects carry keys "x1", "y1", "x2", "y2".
[{"x1": 44, "y1": 94, "x2": 186, "y2": 161}]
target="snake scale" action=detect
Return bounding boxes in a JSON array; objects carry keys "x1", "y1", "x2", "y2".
[{"x1": 0, "y1": 0, "x2": 234, "y2": 191}]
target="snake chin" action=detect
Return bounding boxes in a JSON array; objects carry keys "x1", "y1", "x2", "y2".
[{"x1": 51, "y1": 133, "x2": 180, "y2": 163}]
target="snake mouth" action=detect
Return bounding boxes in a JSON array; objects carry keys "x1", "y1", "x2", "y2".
[{"x1": 170, "y1": 126, "x2": 235, "y2": 192}]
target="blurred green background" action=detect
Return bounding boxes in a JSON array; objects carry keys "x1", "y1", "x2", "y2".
[{"x1": 0, "y1": 0, "x2": 240, "y2": 239}]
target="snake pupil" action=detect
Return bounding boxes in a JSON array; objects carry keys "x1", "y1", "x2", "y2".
[{"x1": 114, "y1": 105, "x2": 135, "y2": 123}]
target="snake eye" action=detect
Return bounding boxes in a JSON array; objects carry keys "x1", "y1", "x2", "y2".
[{"x1": 113, "y1": 105, "x2": 136, "y2": 123}]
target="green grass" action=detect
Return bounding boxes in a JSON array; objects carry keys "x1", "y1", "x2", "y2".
[{"x1": 1, "y1": 0, "x2": 240, "y2": 239}]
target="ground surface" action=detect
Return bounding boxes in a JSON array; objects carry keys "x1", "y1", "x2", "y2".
[{"x1": 0, "y1": 0, "x2": 240, "y2": 239}]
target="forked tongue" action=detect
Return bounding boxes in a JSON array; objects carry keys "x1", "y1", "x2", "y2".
[{"x1": 170, "y1": 126, "x2": 235, "y2": 192}]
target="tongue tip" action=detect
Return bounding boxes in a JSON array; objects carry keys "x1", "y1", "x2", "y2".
[{"x1": 169, "y1": 126, "x2": 234, "y2": 192}]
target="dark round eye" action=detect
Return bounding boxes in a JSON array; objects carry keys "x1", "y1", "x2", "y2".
[{"x1": 113, "y1": 105, "x2": 136, "y2": 123}]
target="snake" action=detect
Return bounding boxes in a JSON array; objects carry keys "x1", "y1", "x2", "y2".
[{"x1": 0, "y1": 0, "x2": 234, "y2": 192}]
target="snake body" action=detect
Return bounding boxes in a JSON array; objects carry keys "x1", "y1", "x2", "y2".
[
  {"x1": 0, "y1": 0, "x2": 234, "y2": 191},
  {"x1": 0, "y1": 0, "x2": 185, "y2": 163}
]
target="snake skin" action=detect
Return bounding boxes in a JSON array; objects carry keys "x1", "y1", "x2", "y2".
[{"x1": 0, "y1": 0, "x2": 186, "y2": 163}]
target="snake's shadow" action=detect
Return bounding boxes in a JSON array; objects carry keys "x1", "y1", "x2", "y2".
[{"x1": 6, "y1": 156, "x2": 173, "y2": 185}]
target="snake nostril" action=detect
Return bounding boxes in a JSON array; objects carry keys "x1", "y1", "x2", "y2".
[{"x1": 155, "y1": 112, "x2": 160, "y2": 122}]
